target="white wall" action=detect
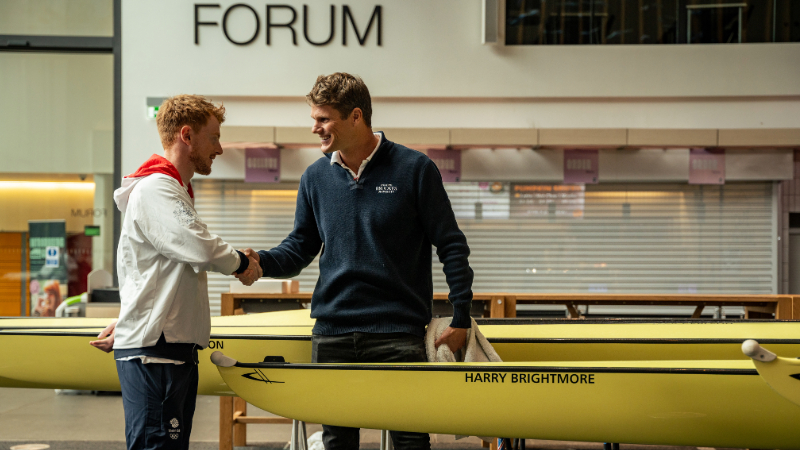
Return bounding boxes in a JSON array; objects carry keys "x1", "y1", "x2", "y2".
[
  {"x1": 218, "y1": 97, "x2": 800, "y2": 129},
  {"x1": 0, "y1": 53, "x2": 114, "y2": 175},
  {"x1": 121, "y1": 0, "x2": 800, "y2": 175},
  {"x1": 205, "y1": 146, "x2": 793, "y2": 183},
  {"x1": 122, "y1": 1, "x2": 800, "y2": 98}
]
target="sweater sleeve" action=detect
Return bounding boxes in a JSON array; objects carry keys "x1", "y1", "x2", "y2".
[
  {"x1": 257, "y1": 174, "x2": 322, "y2": 278},
  {"x1": 417, "y1": 159, "x2": 474, "y2": 328}
]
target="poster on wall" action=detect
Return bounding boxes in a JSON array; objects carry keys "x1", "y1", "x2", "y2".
[
  {"x1": 28, "y1": 220, "x2": 68, "y2": 317},
  {"x1": 428, "y1": 149, "x2": 461, "y2": 182},
  {"x1": 245, "y1": 147, "x2": 281, "y2": 183},
  {"x1": 563, "y1": 149, "x2": 598, "y2": 184},
  {"x1": 689, "y1": 148, "x2": 725, "y2": 185},
  {"x1": 509, "y1": 184, "x2": 585, "y2": 219}
]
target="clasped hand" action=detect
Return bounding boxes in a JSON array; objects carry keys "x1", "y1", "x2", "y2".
[{"x1": 235, "y1": 248, "x2": 262, "y2": 286}]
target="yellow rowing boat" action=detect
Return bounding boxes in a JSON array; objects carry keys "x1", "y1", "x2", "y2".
[
  {"x1": 2, "y1": 310, "x2": 800, "y2": 394},
  {"x1": 211, "y1": 351, "x2": 800, "y2": 449}
]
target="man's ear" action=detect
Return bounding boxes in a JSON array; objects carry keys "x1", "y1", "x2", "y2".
[
  {"x1": 178, "y1": 125, "x2": 192, "y2": 145},
  {"x1": 351, "y1": 108, "x2": 362, "y2": 125}
]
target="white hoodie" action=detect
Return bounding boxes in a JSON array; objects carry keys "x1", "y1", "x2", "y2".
[{"x1": 113, "y1": 154, "x2": 241, "y2": 349}]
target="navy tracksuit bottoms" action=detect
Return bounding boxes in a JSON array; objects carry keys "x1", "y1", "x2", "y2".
[{"x1": 116, "y1": 359, "x2": 199, "y2": 450}]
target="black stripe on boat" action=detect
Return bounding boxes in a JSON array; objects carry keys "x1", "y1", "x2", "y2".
[
  {"x1": 0, "y1": 325, "x2": 313, "y2": 331},
  {"x1": 475, "y1": 318, "x2": 800, "y2": 325},
  {"x1": 0, "y1": 331, "x2": 312, "y2": 341},
  {"x1": 487, "y1": 338, "x2": 800, "y2": 344},
  {"x1": 2, "y1": 331, "x2": 799, "y2": 346},
  {"x1": 231, "y1": 361, "x2": 759, "y2": 376},
  {"x1": 209, "y1": 334, "x2": 311, "y2": 341}
]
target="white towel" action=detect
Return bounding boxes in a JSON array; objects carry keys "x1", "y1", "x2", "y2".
[{"x1": 425, "y1": 317, "x2": 502, "y2": 363}]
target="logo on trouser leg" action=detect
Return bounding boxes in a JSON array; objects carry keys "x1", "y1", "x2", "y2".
[{"x1": 169, "y1": 417, "x2": 181, "y2": 440}]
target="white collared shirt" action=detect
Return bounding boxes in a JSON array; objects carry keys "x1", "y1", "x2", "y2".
[{"x1": 330, "y1": 133, "x2": 382, "y2": 180}]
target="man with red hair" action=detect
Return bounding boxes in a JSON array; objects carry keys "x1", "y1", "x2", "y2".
[{"x1": 91, "y1": 95, "x2": 260, "y2": 450}]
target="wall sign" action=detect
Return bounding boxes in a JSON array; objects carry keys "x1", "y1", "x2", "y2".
[
  {"x1": 689, "y1": 148, "x2": 725, "y2": 185},
  {"x1": 428, "y1": 149, "x2": 461, "y2": 182},
  {"x1": 245, "y1": 147, "x2": 281, "y2": 182},
  {"x1": 510, "y1": 184, "x2": 585, "y2": 219},
  {"x1": 194, "y1": 3, "x2": 382, "y2": 46},
  {"x1": 28, "y1": 220, "x2": 68, "y2": 317},
  {"x1": 563, "y1": 149, "x2": 598, "y2": 184},
  {"x1": 85, "y1": 225, "x2": 101, "y2": 237}
]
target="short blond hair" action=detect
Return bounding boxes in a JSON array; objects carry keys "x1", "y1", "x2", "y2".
[
  {"x1": 306, "y1": 73, "x2": 372, "y2": 127},
  {"x1": 157, "y1": 95, "x2": 226, "y2": 148}
]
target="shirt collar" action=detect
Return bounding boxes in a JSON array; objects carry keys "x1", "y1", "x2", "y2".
[{"x1": 330, "y1": 132, "x2": 383, "y2": 167}]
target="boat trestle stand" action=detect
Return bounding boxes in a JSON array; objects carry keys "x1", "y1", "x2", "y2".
[
  {"x1": 380, "y1": 429, "x2": 394, "y2": 450},
  {"x1": 603, "y1": 443, "x2": 620, "y2": 450},
  {"x1": 291, "y1": 420, "x2": 308, "y2": 450},
  {"x1": 289, "y1": 421, "x2": 395, "y2": 450}
]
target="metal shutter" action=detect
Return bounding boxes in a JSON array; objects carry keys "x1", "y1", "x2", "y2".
[
  {"x1": 433, "y1": 182, "x2": 777, "y2": 300},
  {"x1": 195, "y1": 180, "x2": 776, "y2": 316},
  {"x1": 194, "y1": 180, "x2": 319, "y2": 316}
]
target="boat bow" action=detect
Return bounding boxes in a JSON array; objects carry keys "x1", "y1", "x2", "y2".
[{"x1": 743, "y1": 339, "x2": 800, "y2": 407}]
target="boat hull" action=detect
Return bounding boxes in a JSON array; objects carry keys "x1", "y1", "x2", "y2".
[
  {"x1": 216, "y1": 358, "x2": 800, "y2": 449},
  {"x1": 0, "y1": 328, "x2": 312, "y2": 394},
  {"x1": 3, "y1": 310, "x2": 800, "y2": 394}
]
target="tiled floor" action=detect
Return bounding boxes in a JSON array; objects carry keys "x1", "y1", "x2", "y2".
[
  {"x1": 0, "y1": 388, "x2": 478, "y2": 447},
  {"x1": 0, "y1": 388, "x2": 739, "y2": 450}
]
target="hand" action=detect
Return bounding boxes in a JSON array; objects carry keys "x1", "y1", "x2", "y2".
[
  {"x1": 242, "y1": 248, "x2": 260, "y2": 264},
  {"x1": 434, "y1": 326, "x2": 467, "y2": 353},
  {"x1": 89, "y1": 320, "x2": 117, "y2": 353},
  {"x1": 235, "y1": 248, "x2": 262, "y2": 286}
]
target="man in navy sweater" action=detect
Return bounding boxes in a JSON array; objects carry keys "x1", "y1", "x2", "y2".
[{"x1": 240, "y1": 73, "x2": 473, "y2": 450}]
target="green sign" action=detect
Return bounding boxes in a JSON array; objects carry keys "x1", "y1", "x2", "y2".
[{"x1": 85, "y1": 225, "x2": 101, "y2": 236}]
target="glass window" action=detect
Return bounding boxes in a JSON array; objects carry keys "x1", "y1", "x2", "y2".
[
  {"x1": 506, "y1": 0, "x2": 800, "y2": 45},
  {"x1": 0, "y1": 52, "x2": 113, "y2": 316}
]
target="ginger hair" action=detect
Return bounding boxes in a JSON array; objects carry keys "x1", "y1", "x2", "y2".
[{"x1": 157, "y1": 95, "x2": 226, "y2": 148}]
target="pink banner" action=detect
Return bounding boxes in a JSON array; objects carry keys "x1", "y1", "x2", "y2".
[
  {"x1": 245, "y1": 147, "x2": 280, "y2": 183},
  {"x1": 689, "y1": 148, "x2": 724, "y2": 185},
  {"x1": 563, "y1": 149, "x2": 598, "y2": 184},
  {"x1": 428, "y1": 149, "x2": 461, "y2": 183}
]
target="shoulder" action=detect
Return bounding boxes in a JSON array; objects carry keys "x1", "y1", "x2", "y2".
[
  {"x1": 129, "y1": 174, "x2": 188, "y2": 208},
  {"x1": 137, "y1": 174, "x2": 186, "y2": 194},
  {"x1": 303, "y1": 154, "x2": 334, "y2": 177},
  {"x1": 379, "y1": 138, "x2": 432, "y2": 170}
]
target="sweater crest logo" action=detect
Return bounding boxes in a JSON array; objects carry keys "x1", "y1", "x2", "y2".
[{"x1": 376, "y1": 184, "x2": 398, "y2": 194}]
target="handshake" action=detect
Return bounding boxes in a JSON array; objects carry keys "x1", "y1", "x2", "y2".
[{"x1": 235, "y1": 248, "x2": 261, "y2": 286}]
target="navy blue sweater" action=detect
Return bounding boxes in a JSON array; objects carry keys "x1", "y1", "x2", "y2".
[{"x1": 258, "y1": 133, "x2": 473, "y2": 337}]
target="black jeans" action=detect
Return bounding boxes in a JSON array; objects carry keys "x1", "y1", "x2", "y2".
[
  {"x1": 116, "y1": 359, "x2": 198, "y2": 450},
  {"x1": 312, "y1": 332, "x2": 431, "y2": 450}
]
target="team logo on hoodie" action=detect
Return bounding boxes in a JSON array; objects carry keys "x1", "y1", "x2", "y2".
[{"x1": 173, "y1": 199, "x2": 199, "y2": 226}]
